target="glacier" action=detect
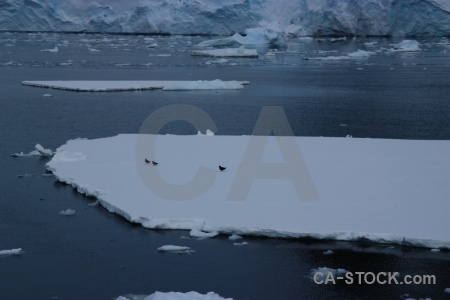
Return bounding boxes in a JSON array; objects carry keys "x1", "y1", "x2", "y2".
[{"x1": 0, "y1": 0, "x2": 449, "y2": 37}]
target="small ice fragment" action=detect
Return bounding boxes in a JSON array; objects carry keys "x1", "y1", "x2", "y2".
[
  {"x1": 43, "y1": 94, "x2": 53, "y2": 97},
  {"x1": 35, "y1": 144, "x2": 53, "y2": 156},
  {"x1": 157, "y1": 245, "x2": 194, "y2": 254},
  {"x1": 430, "y1": 248, "x2": 440, "y2": 252},
  {"x1": 88, "y1": 201, "x2": 99, "y2": 207},
  {"x1": 444, "y1": 288, "x2": 450, "y2": 293},
  {"x1": 0, "y1": 248, "x2": 24, "y2": 256},
  {"x1": 18, "y1": 174, "x2": 34, "y2": 178},
  {"x1": 323, "y1": 250, "x2": 334, "y2": 255},
  {"x1": 233, "y1": 242, "x2": 248, "y2": 246},
  {"x1": 229, "y1": 234, "x2": 243, "y2": 241},
  {"x1": 40, "y1": 46, "x2": 58, "y2": 52},
  {"x1": 179, "y1": 236, "x2": 190, "y2": 240},
  {"x1": 42, "y1": 173, "x2": 53, "y2": 177},
  {"x1": 58, "y1": 209, "x2": 76, "y2": 216},
  {"x1": 190, "y1": 228, "x2": 219, "y2": 238}
]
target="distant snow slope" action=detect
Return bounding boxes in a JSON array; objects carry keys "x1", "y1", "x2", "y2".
[{"x1": 0, "y1": 0, "x2": 449, "y2": 36}]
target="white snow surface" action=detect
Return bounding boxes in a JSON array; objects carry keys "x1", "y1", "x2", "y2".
[
  {"x1": 22, "y1": 80, "x2": 247, "y2": 92},
  {"x1": 116, "y1": 291, "x2": 232, "y2": 300},
  {"x1": 0, "y1": 0, "x2": 449, "y2": 36},
  {"x1": 0, "y1": 248, "x2": 23, "y2": 256},
  {"x1": 46, "y1": 134, "x2": 450, "y2": 248}
]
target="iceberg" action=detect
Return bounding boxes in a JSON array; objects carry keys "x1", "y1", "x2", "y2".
[
  {"x1": 0, "y1": 0, "x2": 449, "y2": 37},
  {"x1": 46, "y1": 134, "x2": 450, "y2": 249},
  {"x1": 389, "y1": 40, "x2": 421, "y2": 52},
  {"x1": 22, "y1": 80, "x2": 248, "y2": 92}
]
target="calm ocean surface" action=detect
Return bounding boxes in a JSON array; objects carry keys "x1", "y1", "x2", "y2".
[{"x1": 0, "y1": 32, "x2": 449, "y2": 299}]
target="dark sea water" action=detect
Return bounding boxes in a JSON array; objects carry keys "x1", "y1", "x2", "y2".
[{"x1": 0, "y1": 32, "x2": 449, "y2": 300}]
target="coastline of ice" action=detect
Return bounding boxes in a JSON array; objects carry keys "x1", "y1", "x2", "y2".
[
  {"x1": 45, "y1": 134, "x2": 450, "y2": 249},
  {"x1": 22, "y1": 80, "x2": 248, "y2": 92}
]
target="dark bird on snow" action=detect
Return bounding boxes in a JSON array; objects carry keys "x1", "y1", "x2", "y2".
[
  {"x1": 152, "y1": 160, "x2": 158, "y2": 166},
  {"x1": 145, "y1": 159, "x2": 151, "y2": 164},
  {"x1": 219, "y1": 165, "x2": 226, "y2": 171}
]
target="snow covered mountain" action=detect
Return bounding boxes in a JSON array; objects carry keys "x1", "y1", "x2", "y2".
[{"x1": 0, "y1": 0, "x2": 449, "y2": 36}]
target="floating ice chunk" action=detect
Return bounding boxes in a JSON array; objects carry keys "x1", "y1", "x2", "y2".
[
  {"x1": 304, "y1": 50, "x2": 374, "y2": 60},
  {"x1": 205, "y1": 58, "x2": 229, "y2": 65},
  {"x1": 18, "y1": 174, "x2": 34, "y2": 178},
  {"x1": 445, "y1": 288, "x2": 450, "y2": 293},
  {"x1": 309, "y1": 267, "x2": 349, "y2": 281},
  {"x1": 35, "y1": 144, "x2": 53, "y2": 157},
  {"x1": 157, "y1": 245, "x2": 194, "y2": 254},
  {"x1": 390, "y1": 40, "x2": 421, "y2": 52},
  {"x1": 116, "y1": 291, "x2": 232, "y2": 300},
  {"x1": 364, "y1": 42, "x2": 378, "y2": 47},
  {"x1": 88, "y1": 200, "x2": 99, "y2": 207},
  {"x1": 233, "y1": 242, "x2": 248, "y2": 246},
  {"x1": 190, "y1": 228, "x2": 219, "y2": 239},
  {"x1": 348, "y1": 49, "x2": 375, "y2": 58},
  {"x1": 58, "y1": 209, "x2": 76, "y2": 216},
  {"x1": 192, "y1": 48, "x2": 258, "y2": 58},
  {"x1": 198, "y1": 26, "x2": 285, "y2": 48},
  {"x1": 43, "y1": 94, "x2": 53, "y2": 97},
  {"x1": 430, "y1": 248, "x2": 440, "y2": 252},
  {"x1": 11, "y1": 144, "x2": 52, "y2": 157},
  {"x1": 229, "y1": 234, "x2": 243, "y2": 241},
  {"x1": 22, "y1": 81, "x2": 248, "y2": 92},
  {"x1": 323, "y1": 250, "x2": 334, "y2": 255},
  {"x1": 157, "y1": 245, "x2": 191, "y2": 252},
  {"x1": 147, "y1": 43, "x2": 158, "y2": 48},
  {"x1": 88, "y1": 48, "x2": 100, "y2": 52},
  {"x1": 40, "y1": 46, "x2": 58, "y2": 52},
  {"x1": 0, "y1": 248, "x2": 24, "y2": 256},
  {"x1": 162, "y1": 80, "x2": 244, "y2": 91}
]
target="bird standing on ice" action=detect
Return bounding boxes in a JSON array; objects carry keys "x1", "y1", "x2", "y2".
[
  {"x1": 219, "y1": 165, "x2": 226, "y2": 171},
  {"x1": 145, "y1": 159, "x2": 151, "y2": 164},
  {"x1": 152, "y1": 161, "x2": 158, "y2": 166}
]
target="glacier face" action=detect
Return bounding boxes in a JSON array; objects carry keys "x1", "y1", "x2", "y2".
[{"x1": 0, "y1": 0, "x2": 449, "y2": 36}]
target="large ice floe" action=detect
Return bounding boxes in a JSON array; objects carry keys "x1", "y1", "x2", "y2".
[
  {"x1": 116, "y1": 291, "x2": 232, "y2": 300},
  {"x1": 0, "y1": 0, "x2": 449, "y2": 37},
  {"x1": 46, "y1": 134, "x2": 450, "y2": 249},
  {"x1": 22, "y1": 80, "x2": 248, "y2": 92}
]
